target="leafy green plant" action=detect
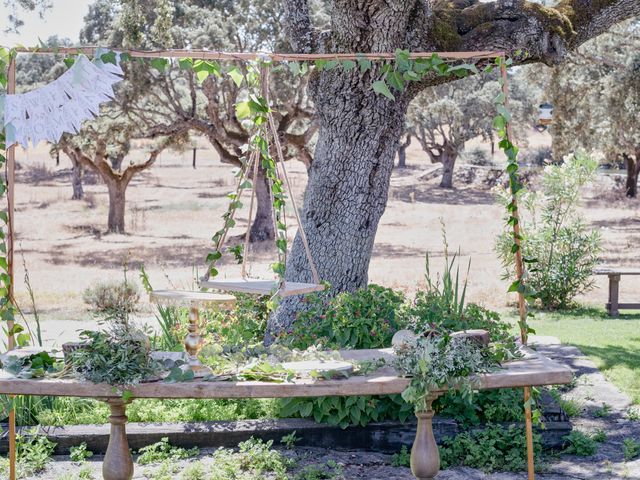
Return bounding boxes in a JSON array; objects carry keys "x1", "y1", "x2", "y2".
[
  {"x1": 394, "y1": 335, "x2": 497, "y2": 412},
  {"x1": 69, "y1": 442, "x2": 93, "y2": 462},
  {"x1": 281, "y1": 284, "x2": 408, "y2": 350},
  {"x1": 592, "y1": 429, "x2": 607, "y2": 443},
  {"x1": 563, "y1": 430, "x2": 599, "y2": 456},
  {"x1": 628, "y1": 406, "x2": 640, "y2": 421},
  {"x1": 208, "y1": 438, "x2": 292, "y2": 480},
  {"x1": 548, "y1": 388, "x2": 583, "y2": 418},
  {"x1": 280, "y1": 393, "x2": 413, "y2": 429},
  {"x1": 496, "y1": 153, "x2": 601, "y2": 309},
  {"x1": 56, "y1": 465, "x2": 95, "y2": 480},
  {"x1": 623, "y1": 438, "x2": 640, "y2": 461},
  {"x1": 0, "y1": 432, "x2": 57, "y2": 478},
  {"x1": 70, "y1": 322, "x2": 160, "y2": 387},
  {"x1": 594, "y1": 403, "x2": 612, "y2": 418},
  {"x1": 280, "y1": 430, "x2": 301, "y2": 449},
  {"x1": 440, "y1": 424, "x2": 542, "y2": 472},
  {"x1": 435, "y1": 388, "x2": 527, "y2": 426},
  {"x1": 136, "y1": 437, "x2": 199, "y2": 465},
  {"x1": 294, "y1": 461, "x2": 344, "y2": 480},
  {"x1": 83, "y1": 280, "x2": 140, "y2": 316},
  {"x1": 180, "y1": 461, "x2": 207, "y2": 480},
  {"x1": 390, "y1": 445, "x2": 411, "y2": 467}
]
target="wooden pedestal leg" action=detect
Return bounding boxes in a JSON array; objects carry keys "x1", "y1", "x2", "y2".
[
  {"x1": 185, "y1": 306, "x2": 213, "y2": 376},
  {"x1": 102, "y1": 400, "x2": 133, "y2": 480},
  {"x1": 411, "y1": 394, "x2": 441, "y2": 480}
]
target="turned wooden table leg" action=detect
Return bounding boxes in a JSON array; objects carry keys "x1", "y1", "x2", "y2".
[
  {"x1": 411, "y1": 394, "x2": 441, "y2": 480},
  {"x1": 103, "y1": 400, "x2": 133, "y2": 480}
]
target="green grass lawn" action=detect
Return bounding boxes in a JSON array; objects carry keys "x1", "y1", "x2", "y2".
[{"x1": 505, "y1": 307, "x2": 640, "y2": 405}]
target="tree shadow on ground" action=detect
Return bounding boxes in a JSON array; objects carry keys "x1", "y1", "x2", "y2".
[{"x1": 390, "y1": 185, "x2": 497, "y2": 206}]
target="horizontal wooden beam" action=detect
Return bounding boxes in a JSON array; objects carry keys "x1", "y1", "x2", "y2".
[{"x1": 8, "y1": 46, "x2": 505, "y2": 62}]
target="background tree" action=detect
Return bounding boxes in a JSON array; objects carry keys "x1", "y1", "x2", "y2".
[
  {"x1": 3, "y1": 0, "x2": 51, "y2": 33},
  {"x1": 407, "y1": 75, "x2": 533, "y2": 188},
  {"x1": 265, "y1": 0, "x2": 640, "y2": 340},
  {"x1": 546, "y1": 18, "x2": 640, "y2": 195},
  {"x1": 87, "y1": 0, "x2": 318, "y2": 242},
  {"x1": 59, "y1": 112, "x2": 174, "y2": 234}
]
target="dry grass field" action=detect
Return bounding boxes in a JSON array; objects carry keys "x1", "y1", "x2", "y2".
[{"x1": 9, "y1": 131, "x2": 640, "y2": 346}]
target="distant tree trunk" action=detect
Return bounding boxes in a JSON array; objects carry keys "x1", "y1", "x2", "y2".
[
  {"x1": 192, "y1": 148, "x2": 197, "y2": 169},
  {"x1": 626, "y1": 152, "x2": 640, "y2": 198},
  {"x1": 56, "y1": 151, "x2": 60, "y2": 167},
  {"x1": 397, "y1": 134, "x2": 411, "y2": 168},
  {"x1": 105, "y1": 178, "x2": 128, "y2": 234},
  {"x1": 440, "y1": 147, "x2": 458, "y2": 189},
  {"x1": 69, "y1": 156, "x2": 84, "y2": 200},
  {"x1": 249, "y1": 166, "x2": 275, "y2": 242}
]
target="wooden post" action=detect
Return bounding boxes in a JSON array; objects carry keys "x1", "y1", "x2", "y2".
[
  {"x1": 607, "y1": 274, "x2": 620, "y2": 317},
  {"x1": 6, "y1": 53, "x2": 17, "y2": 480},
  {"x1": 103, "y1": 400, "x2": 134, "y2": 480},
  {"x1": 410, "y1": 394, "x2": 441, "y2": 480},
  {"x1": 192, "y1": 147, "x2": 197, "y2": 169},
  {"x1": 501, "y1": 59, "x2": 536, "y2": 480}
]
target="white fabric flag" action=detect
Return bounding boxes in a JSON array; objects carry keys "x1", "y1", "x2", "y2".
[{"x1": 2, "y1": 52, "x2": 124, "y2": 148}]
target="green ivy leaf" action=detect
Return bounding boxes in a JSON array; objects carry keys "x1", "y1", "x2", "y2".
[
  {"x1": 227, "y1": 67, "x2": 244, "y2": 88},
  {"x1": 150, "y1": 58, "x2": 169, "y2": 72},
  {"x1": 372, "y1": 80, "x2": 395, "y2": 100}
]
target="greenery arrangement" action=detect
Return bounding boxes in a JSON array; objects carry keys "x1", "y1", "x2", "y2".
[
  {"x1": 393, "y1": 335, "x2": 497, "y2": 412},
  {"x1": 69, "y1": 321, "x2": 161, "y2": 387}
]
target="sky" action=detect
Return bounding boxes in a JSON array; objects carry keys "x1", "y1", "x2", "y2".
[{"x1": 0, "y1": 0, "x2": 92, "y2": 47}]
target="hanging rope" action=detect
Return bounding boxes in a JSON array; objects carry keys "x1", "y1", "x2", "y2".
[
  {"x1": 261, "y1": 65, "x2": 321, "y2": 285},
  {"x1": 203, "y1": 149, "x2": 256, "y2": 282},
  {"x1": 241, "y1": 149, "x2": 260, "y2": 278}
]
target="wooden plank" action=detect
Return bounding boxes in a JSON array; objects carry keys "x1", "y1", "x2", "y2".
[
  {"x1": 606, "y1": 303, "x2": 640, "y2": 310},
  {"x1": 594, "y1": 267, "x2": 640, "y2": 275},
  {"x1": 0, "y1": 348, "x2": 572, "y2": 400},
  {"x1": 200, "y1": 278, "x2": 325, "y2": 297}
]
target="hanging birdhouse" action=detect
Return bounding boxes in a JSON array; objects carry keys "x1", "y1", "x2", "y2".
[{"x1": 536, "y1": 103, "x2": 553, "y2": 131}]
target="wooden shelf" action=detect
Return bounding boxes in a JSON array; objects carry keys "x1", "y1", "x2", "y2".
[
  {"x1": 149, "y1": 290, "x2": 236, "y2": 308},
  {"x1": 199, "y1": 278, "x2": 325, "y2": 297}
]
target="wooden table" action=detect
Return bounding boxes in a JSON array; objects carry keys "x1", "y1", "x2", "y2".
[
  {"x1": 594, "y1": 267, "x2": 640, "y2": 316},
  {"x1": 0, "y1": 348, "x2": 572, "y2": 480}
]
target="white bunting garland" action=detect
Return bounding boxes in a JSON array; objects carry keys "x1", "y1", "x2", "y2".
[{"x1": 1, "y1": 53, "x2": 124, "y2": 148}]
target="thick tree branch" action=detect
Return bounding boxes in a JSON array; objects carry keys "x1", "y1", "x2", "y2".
[
  {"x1": 282, "y1": 0, "x2": 317, "y2": 52},
  {"x1": 432, "y1": 0, "x2": 640, "y2": 66}
]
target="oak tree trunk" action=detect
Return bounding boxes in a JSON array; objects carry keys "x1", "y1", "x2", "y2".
[
  {"x1": 70, "y1": 157, "x2": 84, "y2": 200},
  {"x1": 624, "y1": 153, "x2": 640, "y2": 198},
  {"x1": 440, "y1": 150, "x2": 458, "y2": 189},
  {"x1": 249, "y1": 165, "x2": 275, "y2": 242},
  {"x1": 266, "y1": 70, "x2": 410, "y2": 342},
  {"x1": 397, "y1": 146, "x2": 407, "y2": 168},
  {"x1": 106, "y1": 178, "x2": 128, "y2": 234}
]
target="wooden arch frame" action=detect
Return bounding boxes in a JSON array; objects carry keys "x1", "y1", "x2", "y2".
[{"x1": 2, "y1": 47, "x2": 534, "y2": 480}]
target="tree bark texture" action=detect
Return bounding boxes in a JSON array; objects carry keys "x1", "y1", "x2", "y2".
[
  {"x1": 265, "y1": 0, "x2": 640, "y2": 340},
  {"x1": 70, "y1": 156, "x2": 84, "y2": 200},
  {"x1": 439, "y1": 149, "x2": 458, "y2": 189},
  {"x1": 106, "y1": 178, "x2": 129, "y2": 234},
  {"x1": 249, "y1": 165, "x2": 275, "y2": 242},
  {"x1": 625, "y1": 153, "x2": 640, "y2": 198},
  {"x1": 397, "y1": 134, "x2": 411, "y2": 168}
]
